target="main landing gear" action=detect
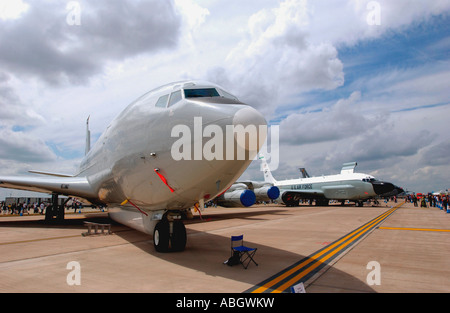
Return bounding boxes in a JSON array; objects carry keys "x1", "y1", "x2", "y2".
[
  {"x1": 153, "y1": 213, "x2": 187, "y2": 252},
  {"x1": 45, "y1": 193, "x2": 71, "y2": 222}
]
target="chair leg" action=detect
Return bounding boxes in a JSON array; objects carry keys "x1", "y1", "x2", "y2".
[{"x1": 241, "y1": 250, "x2": 258, "y2": 269}]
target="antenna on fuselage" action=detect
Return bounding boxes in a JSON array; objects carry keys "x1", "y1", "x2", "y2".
[
  {"x1": 299, "y1": 168, "x2": 310, "y2": 178},
  {"x1": 85, "y1": 115, "x2": 91, "y2": 155}
]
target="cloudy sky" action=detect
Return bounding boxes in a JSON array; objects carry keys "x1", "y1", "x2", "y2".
[{"x1": 0, "y1": 0, "x2": 449, "y2": 199}]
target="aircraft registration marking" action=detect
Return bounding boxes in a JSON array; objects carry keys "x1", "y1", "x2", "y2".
[
  {"x1": 246, "y1": 203, "x2": 404, "y2": 293},
  {"x1": 290, "y1": 184, "x2": 313, "y2": 190}
]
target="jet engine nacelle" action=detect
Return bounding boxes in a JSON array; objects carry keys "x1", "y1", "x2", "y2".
[
  {"x1": 218, "y1": 184, "x2": 256, "y2": 207},
  {"x1": 254, "y1": 185, "x2": 280, "y2": 202},
  {"x1": 222, "y1": 189, "x2": 256, "y2": 207}
]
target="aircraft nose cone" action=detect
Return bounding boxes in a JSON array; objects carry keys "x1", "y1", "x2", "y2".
[
  {"x1": 394, "y1": 186, "x2": 404, "y2": 195},
  {"x1": 232, "y1": 106, "x2": 267, "y2": 153},
  {"x1": 371, "y1": 181, "x2": 396, "y2": 195}
]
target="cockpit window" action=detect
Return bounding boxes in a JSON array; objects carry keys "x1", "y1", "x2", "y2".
[
  {"x1": 184, "y1": 88, "x2": 220, "y2": 98},
  {"x1": 217, "y1": 88, "x2": 238, "y2": 100},
  {"x1": 155, "y1": 94, "x2": 169, "y2": 108},
  {"x1": 168, "y1": 90, "x2": 182, "y2": 107},
  {"x1": 362, "y1": 178, "x2": 377, "y2": 182}
]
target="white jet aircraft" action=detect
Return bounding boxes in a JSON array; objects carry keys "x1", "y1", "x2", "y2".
[
  {"x1": 259, "y1": 156, "x2": 399, "y2": 207},
  {"x1": 0, "y1": 81, "x2": 267, "y2": 252}
]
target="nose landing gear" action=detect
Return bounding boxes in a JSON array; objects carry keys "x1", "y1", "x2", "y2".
[{"x1": 153, "y1": 213, "x2": 187, "y2": 252}]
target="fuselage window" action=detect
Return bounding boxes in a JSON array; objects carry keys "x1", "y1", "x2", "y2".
[
  {"x1": 155, "y1": 94, "x2": 169, "y2": 108},
  {"x1": 184, "y1": 88, "x2": 220, "y2": 98},
  {"x1": 168, "y1": 90, "x2": 182, "y2": 107}
]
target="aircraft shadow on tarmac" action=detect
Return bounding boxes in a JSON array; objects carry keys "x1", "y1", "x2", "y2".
[
  {"x1": 117, "y1": 209, "x2": 376, "y2": 293},
  {"x1": 0, "y1": 213, "x2": 114, "y2": 229},
  {"x1": 0, "y1": 210, "x2": 375, "y2": 293}
]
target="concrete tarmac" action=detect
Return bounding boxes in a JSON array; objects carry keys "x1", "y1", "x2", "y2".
[{"x1": 0, "y1": 200, "x2": 449, "y2": 293}]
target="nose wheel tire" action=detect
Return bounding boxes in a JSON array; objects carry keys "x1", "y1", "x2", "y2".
[
  {"x1": 153, "y1": 220, "x2": 170, "y2": 252},
  {"x1": 170, "y1": 221, "x2": 187, "y2": 252},
  {"x1": 153, "y1": 220, "x2": 187, "y2": 252}
]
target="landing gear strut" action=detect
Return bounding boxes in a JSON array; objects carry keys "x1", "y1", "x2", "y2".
[
  {"x1": 153, "y1": 215, "x2": 187, "y2": 252},
  {"x1": 45, "y1": 193, "x2": 67, "y2": 221}
]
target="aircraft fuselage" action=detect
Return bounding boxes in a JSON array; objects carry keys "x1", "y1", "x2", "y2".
[
  {"x1": 276, "y1": 173, "x2": 376, "y2": 201},
  {"x1": 76, "y1": 81, "x2": 266, "y2": 234}
]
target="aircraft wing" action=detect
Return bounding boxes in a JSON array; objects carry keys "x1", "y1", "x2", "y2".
[
  {"x1": 236, "y1": 181, "x2": 271, "y2": 189},
  {"x1": 0, "y1": 175, "x2": 97, "y2": 202}
]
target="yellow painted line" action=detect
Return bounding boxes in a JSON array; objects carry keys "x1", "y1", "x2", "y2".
[
  {"x1": 251, "y1": 204, "x2": 402, "y2": 293},
  {"x1": 271, "y1": 207, "x2": 398, "y2": 293},
  {"x1": 379, "y1": 227, "x2": 450, "y2": 233}
]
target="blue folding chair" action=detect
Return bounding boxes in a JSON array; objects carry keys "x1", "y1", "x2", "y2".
[{"x1": 230, "y1": 235, "x2": 258, "y2": 269}]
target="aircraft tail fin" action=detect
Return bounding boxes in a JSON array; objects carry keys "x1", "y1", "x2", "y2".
[
  {"x1": 85, "y1": 116, "x2": 91, "y2": 156},
  {"x1": 299, "y1": 168, "x2": 310, "y2": 178},
  {"x1": 259, "y1": 155, "x2": 277, "y2": 184},
  {"x1": 341, "y1": 162, "x2": 357, "y2": 174}
]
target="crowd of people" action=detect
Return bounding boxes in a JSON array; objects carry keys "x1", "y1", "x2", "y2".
[
  {"x1": 0, "y1": 200, "x2": 85, "y2": 216},
  {"x1": 0, "y1": 201, "x2": 49, "y2": 215},
  {"x1": 405, "y1": 193, "x2": 449, "y2": 210},
  {"x1": 1, "y1": 194, "x2": 448, "y2": 216}
]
